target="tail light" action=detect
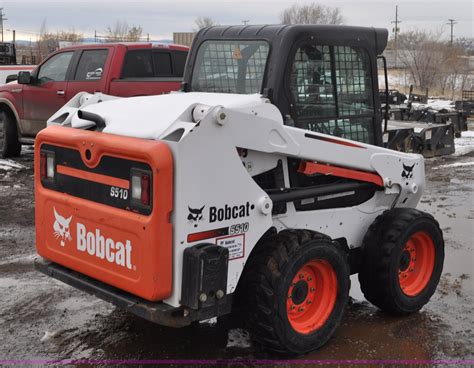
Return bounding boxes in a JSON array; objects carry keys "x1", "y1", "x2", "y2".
[
  {"x1": 40, "y1": 150, "x2": 55, "y2": 180},
  {"x1": 131, "y1": 170, "x2": 152, "y2": 208}
]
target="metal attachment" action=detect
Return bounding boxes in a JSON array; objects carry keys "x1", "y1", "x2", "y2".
[
  {"x1": 258, "y1": 196, "x2": 273, "y2": 215},
  {"x1": 199, "y1": 293, "x2": 207, "y2": 302},
  {"x1": 216, "y1": 110, "x2": 227, "y2": 126}
]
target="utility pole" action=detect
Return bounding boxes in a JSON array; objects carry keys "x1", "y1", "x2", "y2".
[
  {"x1": 447, "y1": 19, "x2": 456, "y2": 46},
  {"x1": 0, "y1": 8, "x2": 7, "y2": 42},
  {"x1": 391, "y1": 5, "x2": 402, "y2": 67},
  {"x1": 94, "y1": 30, "x2": 97, "y2": 43},
  {"x1": 12, "y1": 29, "x2": 15, "y2": 43},
  {"x1": 147, "y1": 33, "x2": 150, "y2": 42},
  {"x1": 242, "y1": 20, "x2": 250, "y2": 25}
]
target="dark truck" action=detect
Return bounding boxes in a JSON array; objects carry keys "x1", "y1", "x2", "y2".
[{"x1": 0, "y1": 42, "x2": 188, "y2": 157}]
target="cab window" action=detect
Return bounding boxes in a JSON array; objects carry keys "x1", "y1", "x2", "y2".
[
  {"x1": 37, "y1": 52, "x2": 74, "y2": 84},
  {"x1": 290, "y1": 44, "x2": 375, "y2": 144},
  {"x1": 191, "y1": 40, "x2": 270, "y2": 94}
]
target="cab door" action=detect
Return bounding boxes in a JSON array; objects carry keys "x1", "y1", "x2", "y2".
[
  {"x1": 66, "y1": 48, "x2": 111, "y2": 100},
  {"x1": 22, "y1": 51, "x2": 74, "y2": 137}
]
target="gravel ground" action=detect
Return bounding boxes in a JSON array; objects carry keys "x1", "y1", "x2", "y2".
[{"x1": 0, "y1": 132, "x2": 473, "y2": 365}]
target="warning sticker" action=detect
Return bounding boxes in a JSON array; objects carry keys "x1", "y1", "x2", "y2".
[{"x1": 216, "y1": 234, "x2": 245, "y2": 260}]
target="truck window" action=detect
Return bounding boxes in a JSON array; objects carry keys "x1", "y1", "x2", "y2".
[
  {"x1": 122, "y1": 50, "x2": 154, "y2": 78},
  {"x1": 290, "y1": 44, "x2": 375, "y2": 144},
  {"x1": 74, "y1": 49, "x2": 109, "y2": 81},
  {"x1": 37, "y1": 52, "x2": 74, "y2": 85},
  {"x1": 191, "y1": 40, "x2": 270, "y2": 94},
  {"x1": 152, "y1": 52, "x2": 172, "y2": 77},
  {"x1": 172, "y1": 51, "x2": 187, "y2": 77}
]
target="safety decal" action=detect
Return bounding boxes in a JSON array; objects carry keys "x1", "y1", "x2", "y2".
[{"x1": 216, "y1": 234, "x2": 245, "y2": 260}]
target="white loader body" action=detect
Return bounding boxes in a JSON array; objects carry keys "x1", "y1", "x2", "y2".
[{"x1": 49, "y1": 91, "x2": 425, "y2": 307}]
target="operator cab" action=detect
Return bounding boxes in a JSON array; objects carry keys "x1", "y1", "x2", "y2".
[{"x1": 183, "y1": 25, "x2": 388, "y2": 147}]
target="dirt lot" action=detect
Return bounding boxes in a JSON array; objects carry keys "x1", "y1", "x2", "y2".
[{"x1": 0, "y1": 134, "x2": 473, "y2": 364}]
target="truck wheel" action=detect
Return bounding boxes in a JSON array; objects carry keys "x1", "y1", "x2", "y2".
[
  {"x1": 358, "y1": 208, "x2": 444, "y2": 315},
  {"x1": 0, "y1": 110, "x2": 21, "y2": 158},
  {"x1": 240, "y1": 229, "x2": 350, "y2": 354}
]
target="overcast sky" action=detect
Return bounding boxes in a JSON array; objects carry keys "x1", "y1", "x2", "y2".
[{"x1": 1, "y1": 0, "x2": 472, "y2": 42}]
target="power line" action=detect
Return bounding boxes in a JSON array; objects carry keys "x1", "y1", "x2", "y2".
[{"x1": 447, "y1": 19, "x2": 457, "y2": 46}]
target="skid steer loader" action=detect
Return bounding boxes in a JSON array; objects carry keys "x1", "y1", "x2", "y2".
[{"x1": 34, "y1": 25, "x2": 444, "y2": 354}]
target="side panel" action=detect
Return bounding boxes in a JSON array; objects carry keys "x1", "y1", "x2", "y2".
[
  {"x1": 108, "y1": 80, "x2": 182, "y2": 97},
  {"x1": 35, "y1": 126, "x2": 173, "y2": 301}
]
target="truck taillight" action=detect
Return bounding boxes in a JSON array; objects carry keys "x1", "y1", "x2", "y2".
[
  {"x1": 131, "y1": 170, "x2": 151, "y2": 207},
  {"x1": 40, "y1": 151, "x2": 55, "y2": 180}
]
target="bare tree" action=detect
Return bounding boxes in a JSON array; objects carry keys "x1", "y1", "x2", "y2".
[
  {"x1": 444, "y1": 47, "x2": 470, "y2": 99},
  {"x1": 57, "y1": 29, "x2": 83, "y2": 43},
  {"x1": 396, "y1": 30, "x2": 448, "y2": 91},
  {"x1": 106, "y1": 20, "x2": 143, "y2": 42},
  {"x1": 280, "y1": 3, "x2": 344, "y2": 25},
  {"x1": 126, "y1": 26, "x2": 143, "y2": 42},
  {"x1": 36, "y1": 19, "x2": 84, "y2": 61},
  {"x1": 194, "y1": 16, "x2": 219, "y2": 31}
]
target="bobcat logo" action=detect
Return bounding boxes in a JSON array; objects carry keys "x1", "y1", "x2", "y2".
[
  {"x1": 188, "y1": 206, "x2": 205, "y2": 228},
  {"x1": 53, "y1": 208, "x2": 73, "y2": 247},
  {"x1": 401, "y1": 163, "x2": 415, "y2": 179}
]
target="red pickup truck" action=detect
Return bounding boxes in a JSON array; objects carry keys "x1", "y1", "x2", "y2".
[{"x1": 0, "y1": 42, "x2": 189, "y2": 157}]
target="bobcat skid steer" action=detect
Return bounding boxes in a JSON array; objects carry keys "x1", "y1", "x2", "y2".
[{"x1": 35, "y1": 25, "x2": 444, "y2": 354}]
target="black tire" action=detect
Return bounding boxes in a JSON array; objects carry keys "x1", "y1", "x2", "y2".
[
  {"x1": 239, "y1": 229, "x2": 350, "y2": 354},
  {"x1": 0, "y1": 110, "x2": 21, "y2": 158},
  {"x1": 358, "y1": 208, "x2": 444, "y2": 315}
]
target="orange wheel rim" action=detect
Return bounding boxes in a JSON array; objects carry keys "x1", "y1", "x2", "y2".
[
  {"x1": 286, "y1": 259, "x2": 338, "y2": 334},
  {"x1": 399, "y1": 231, "x2": 435, "y2": 296}
]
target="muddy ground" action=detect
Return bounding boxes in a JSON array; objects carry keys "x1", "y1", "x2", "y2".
[{"x1": 0, "y1": 135, "x2": 473, "y2": 365}]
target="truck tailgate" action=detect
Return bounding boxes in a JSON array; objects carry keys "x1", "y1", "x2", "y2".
[{"x1": 35, "y1": 126, "x2": 173, "y2": 302}]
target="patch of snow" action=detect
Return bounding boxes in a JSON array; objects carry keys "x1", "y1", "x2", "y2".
[
  {"x1": 454, "y1": 131, "x2": 474, "y2": 156},
  {"x1": 199, "y1": 317, "x2": 217, "y2": 325},
  {"x1": 0, "y1": 253, "x2": 36, "y2": 266},
  {"x1": 433, "y1": 161, "x2": 474, "y2": 169},
  {"x1": 40, "y1": 330, "x2": 60, "y2": 342},
  {"x1": 0, "y1": 277, "x2": 20, "y2": 288},
  {"x1": 0, "y1": 159, "x2": 26, "y2": 171},
  {"x1": 226, "y1": 328, "x2": 251, "y2": 348},
  {"x1": 412, "y1": 99, "x2": 455, "y2": 112}
]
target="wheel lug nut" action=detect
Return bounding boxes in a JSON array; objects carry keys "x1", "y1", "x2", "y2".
[
  {"x1": 299, "y1": 307, "x2": 304, "y2": 312},
  {"x1": 307, "y1": 277, "x2": 312, "y2": 281},
  {"x1": 291, "y1": 305, "x2": 295, "y2": 310},
  {"x1": 310, "y1": 287, "x2": 315, "y2": 292},
  {"x1": 299, "y1": 274, "x2": 305, "y2": 279},
  {"x1": 307, "y1": 300, "x2": 312, "y2": 304}
]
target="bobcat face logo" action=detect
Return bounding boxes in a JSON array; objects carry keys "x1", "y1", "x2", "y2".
[
  {"x1": 188, "y1": 206, "x2": 205, "y2": 228},
  {"x1": 53, "y1": 208, "x2": 73, "y2": 247},
  {"x1": 401, "y1": 163, "x2": 415, "y2": 179}
]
